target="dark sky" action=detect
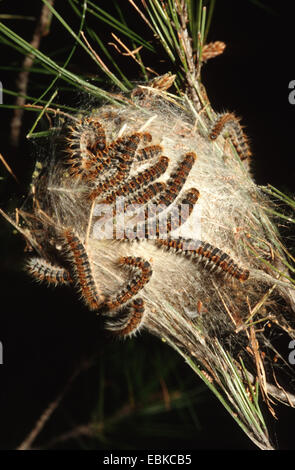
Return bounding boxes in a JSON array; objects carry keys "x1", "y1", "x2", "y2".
[{"x1": 203, "y1": 1, "x2": 295, "y2": 191}]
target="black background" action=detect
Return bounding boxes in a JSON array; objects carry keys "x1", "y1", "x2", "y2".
[{"x1": 0, "y1": 0, "x2": 295, "y2": 452}]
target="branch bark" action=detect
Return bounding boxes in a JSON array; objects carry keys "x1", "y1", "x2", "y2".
[{"x1": 10, "y1": 1, "x2": 54, "y2": 147}]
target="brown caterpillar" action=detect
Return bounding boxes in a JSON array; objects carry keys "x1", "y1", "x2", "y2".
[
  {"x1": 156, "y1": 238, "x2": 249, "y2": 282},
  {"x1": 209, "y1": 112, "x2": 252, "y2": 162},
  {"x1": 26, "y1": 257, "x2": 72, "y2": 286},
  {"x1": 106, "y1": 256, "x2": 152, "y2": 310},
  {"x1": 104, "y1": 297, "x2": 145, "y2": 337},
  {"x1": 62, "y1": 229, "x2": 105, "y2": 310}
]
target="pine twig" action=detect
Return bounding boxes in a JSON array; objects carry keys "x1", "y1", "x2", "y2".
[
  {"x1": 17, "y1": 359, "x2": 93, "y2": 450},
  {"x1": 0, "y1": 152, "x2": 19, "y2": 182},
  {"x1": 10, "y1": 1, "x2": 54, "y2": 146}
]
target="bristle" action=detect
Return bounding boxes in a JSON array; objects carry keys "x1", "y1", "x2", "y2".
[
  {"x1": 62, "y1": 229, "x2": 105, "y2": 310},
  {"x1": 209, "y1": 112, "x2": 252, "y2": 162},
  {"x1": 106, "y1": 256, "x2": 152, "y2": 310},
  {"x1": 135, "y1": 144, "x2": 163, "y2": 162},
  {"x1": 156, "y1": 238, "x2": 249, "y2": 282},
  {"x1": 88, "y1": 164, "x2": 130, "y2": 201},
  {"x1": 156, "y1": 152, "x2": 196, "y2": 206},
  {"x1": 124, "y1": 151, "x2": 197, "y2": 230},
  {"x1": 105, "y1": 297, "x2": 145, "y2": 337},
  {"x1": 66, "y1": 117, "x2": 107, "y2": 179},
  {"x1": 100, "y1": 156, "x2": 169, "y2": 204},
  {"x1": 26, "y1": 257, "x2": 72, "y2": 286},
  {"x1": 125, "y1": 182, "x2": 167, "y2": 208},
  {"x1": 125, "y1": 184, "x2": 200, "y2": 241},
  {"x1": 107, "y1": 133, "x2": 141, "y2": 162},
  {"x1": 23, "y1": 90, "x2": 295, "y2": 444}
]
